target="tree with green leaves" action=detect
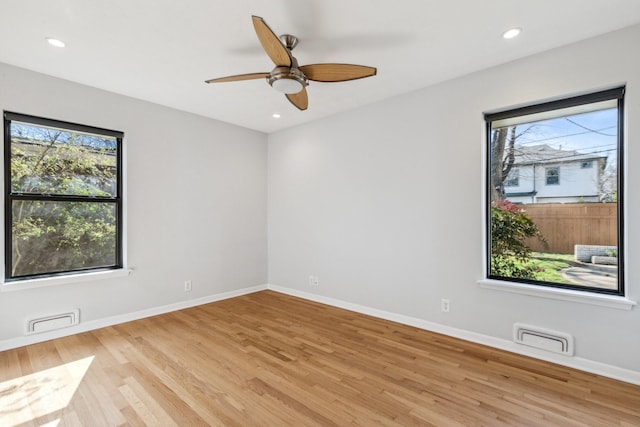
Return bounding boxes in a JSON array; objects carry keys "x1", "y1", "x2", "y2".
[{"x1": 490, "y1": 200, "x2": 545, "y2": 279}]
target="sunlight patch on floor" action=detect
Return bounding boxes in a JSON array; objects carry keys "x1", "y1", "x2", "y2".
[{"x1": 0, "y1": 356, "x2": 94, "y2": 427}]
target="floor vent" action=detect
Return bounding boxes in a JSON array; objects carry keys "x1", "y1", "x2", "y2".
[
  {"x1": 513, "y1": 323, "x2": 574, "y2": 356},
  {"x1": 26, "y1": 309, "x2": 80, "y2": 335}
]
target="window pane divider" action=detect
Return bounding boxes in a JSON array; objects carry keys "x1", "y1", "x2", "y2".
[{"x1": 9, "y1": 194, "x2": 118, "y2": 203}]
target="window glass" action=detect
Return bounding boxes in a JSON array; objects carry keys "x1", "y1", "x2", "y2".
[
  {"x1": 4, "y1": 112, "x2": 123, "y2": 281},
  {"x1": 545, "y1": 167, "x2": 559, "y2": 185},
  {"x1": 485, "y1": 88, "x2": 623, "y2": 295},
  {"x1": 504, "y1": 168, "x2": 519, "y2": 187},
  {"x1": 10, "y1": 201, "x2": 117, "y2": 277},
  {"x1": 10, "y1": 121, "x2": 117, "y2": 197}
]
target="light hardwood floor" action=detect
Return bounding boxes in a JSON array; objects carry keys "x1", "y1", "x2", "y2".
[{"x1": 1, "y1": 290, "x2": 639, "y2": 426}]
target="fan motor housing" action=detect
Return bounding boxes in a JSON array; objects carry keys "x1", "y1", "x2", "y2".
[{"x1": 268, "y1": 66, "x2": 308, "y2": 94}]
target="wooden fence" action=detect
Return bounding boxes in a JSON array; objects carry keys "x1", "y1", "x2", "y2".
[{"x1": 522, "y1": 203, "x2": 617, "y2": 254}]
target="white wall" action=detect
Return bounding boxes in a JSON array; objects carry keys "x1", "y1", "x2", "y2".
[
  {"x1": 268, "y1": 24, "x2": 640, "y2": 373},
  {"x1": 0, "y1": 62, "x2": 268, "y2": 343}
]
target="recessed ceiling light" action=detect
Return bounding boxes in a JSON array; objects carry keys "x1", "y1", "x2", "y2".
[
  {"x1": 502, "y1": 28, "x2": 521, "y2": 40},
  {"x1": 46, "y1": 37, "x2": 66, "y2": 48},
  {"x1": 272, "y1": 113, "x2": 281, "y2": 119}
]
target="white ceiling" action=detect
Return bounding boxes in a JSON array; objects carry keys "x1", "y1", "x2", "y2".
[{"x1": 1, "y1": 1, "x2": 639, "y2": 134}]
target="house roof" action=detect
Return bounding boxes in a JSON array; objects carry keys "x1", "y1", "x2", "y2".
[{"x1": 513, "y1": 144, "x2": 607, "y2": 166}]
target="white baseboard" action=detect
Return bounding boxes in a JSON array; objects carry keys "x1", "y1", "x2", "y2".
[
  {"x1": 0, "y1": 284, "x2": 268, "y2": 352},
  {"x1": 267, "y1": 284, "x2": 640, "y2": 386},
  {"x1": 3, "y1": 282, "x2": 638, "y2": 386}
]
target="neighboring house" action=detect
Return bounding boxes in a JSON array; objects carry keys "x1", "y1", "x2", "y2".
[{"x1": 504, "y1": 144, "x2": 607, "y2": 204}]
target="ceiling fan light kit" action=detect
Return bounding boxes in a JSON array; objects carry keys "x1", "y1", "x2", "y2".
[
  {"x1": 269, "y1": 66, "x2": 308, "y2": 94},
  {"x1": 205, "y1": 15, "x2": 376, "y2": 111}
]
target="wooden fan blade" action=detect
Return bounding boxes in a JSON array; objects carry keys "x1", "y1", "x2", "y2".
[
  {"x1": 286, "y1": 88, "x2": 308, "y2": 111},
  {"x1": 299, "y1": 64, "x2": 377, "y2": 82},
  {"x1": 252, "y1": 15, "x2": 292, "y2": 67},
  {"x1": 205, "y1": 73, "x2": 269, "y2": 84}
]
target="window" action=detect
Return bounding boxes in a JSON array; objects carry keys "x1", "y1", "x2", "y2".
[
  {"x1": 545, "y1": 167, "x2": 559, "y2": 185},
  {"x1": 504, "y1": 168, "x2": 519, "y2": 187},
  {"x1": 4, "y1": 112, "x2": 123, "y2": 281},
  {"x1": 485, "y1": 87, "x2": 624, "y2": 295}
]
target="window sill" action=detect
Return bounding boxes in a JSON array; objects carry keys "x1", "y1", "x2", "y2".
[
  {"x1": 478, "y1": 279, "x2": 636, "y2": 310},
  {"x1": 1, "y1": 268, "x2": 132, "y2": 292}
]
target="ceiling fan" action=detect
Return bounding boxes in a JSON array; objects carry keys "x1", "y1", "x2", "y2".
[{"x1": 205, "y1": 15, "x2": 377, "y2": 111}]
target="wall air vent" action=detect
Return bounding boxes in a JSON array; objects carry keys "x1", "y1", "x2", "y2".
[
  {"x1": 513, "y1": 323, "x2": 574, "y2": 356},
  {"x1": 26, "y1": 309, "x2": 80, "y2": 335}
]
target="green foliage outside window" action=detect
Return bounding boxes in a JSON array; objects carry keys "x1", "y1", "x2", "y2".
[{"x1": 490, "y1": 200, "x2": 545, "y2": 279}]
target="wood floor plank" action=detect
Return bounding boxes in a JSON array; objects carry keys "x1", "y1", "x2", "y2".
[{"x1": 1, "y1": 290, "x2": 639, "y2": 426}]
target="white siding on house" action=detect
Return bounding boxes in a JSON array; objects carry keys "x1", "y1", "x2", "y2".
[{"x1": 506, "y1": 159, "x2": 603, "y2": 203}]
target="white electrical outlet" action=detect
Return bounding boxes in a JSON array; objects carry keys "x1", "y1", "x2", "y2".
[
  {"x1": 441, "y1": 298, "x2": 450, "y2": 312},
  {"x1": 184, "y1": 280, "x2": 192, "y2": 292},
  {"x1": 309, "y1": 275, "x2": 319, "y2": 287}
]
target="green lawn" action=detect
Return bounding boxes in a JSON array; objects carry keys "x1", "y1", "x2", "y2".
[{"x1": 526, "y1": 252, "x2": 578, "y2": 284}]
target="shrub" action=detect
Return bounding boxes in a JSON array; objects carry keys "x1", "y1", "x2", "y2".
[{"x1": 490, "y1": 200, "x2": 546, "y2": 279}]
